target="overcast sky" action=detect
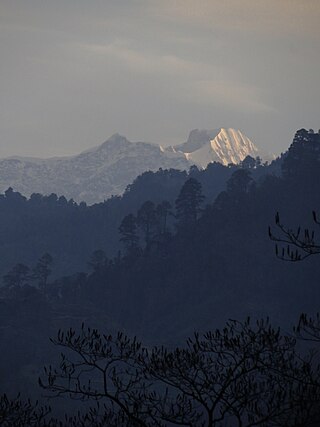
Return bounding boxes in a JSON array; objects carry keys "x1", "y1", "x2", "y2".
[{"x1": 0, "y1": 0, "x2": 319, "y2": 158}]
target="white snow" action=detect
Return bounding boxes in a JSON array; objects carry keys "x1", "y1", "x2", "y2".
[
  {"x1": 181, "y1": 128, "x2": 259, "y2": 167},
  {"x1": 0, "y1": 129, "x2": 264, "y2": 204}
]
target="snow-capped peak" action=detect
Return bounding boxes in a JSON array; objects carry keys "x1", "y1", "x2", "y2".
[
  {"x1": 0, "y1": 128, "x2": 266, "y2": 204},
  {"x1": 172, "y1": 128, "x2": 260, "y2": 168}
]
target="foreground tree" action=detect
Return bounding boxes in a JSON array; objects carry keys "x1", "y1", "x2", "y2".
[
  {"x1": 295, "y1": 313, "x2": 320, "y2": 348},
  {"x1": 40, "y1": 327, "x2": 148, "y2": 426},
  {"x1": 0, "y1": 394, "x2": 51, "y2": 427},
  {"x1": 39, "y1": 319, "x2": 320, "y2": 426},
  {"x1": 269, "y1": 211, "x2": 320, "y2": 261},
  {"x1": 0, "y1": 394, "x2": 129, "y2": 427}
]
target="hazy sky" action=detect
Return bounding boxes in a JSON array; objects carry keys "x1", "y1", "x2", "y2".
[{"x1": 0, "y1": 0, "x2": 319, "y2": 158}]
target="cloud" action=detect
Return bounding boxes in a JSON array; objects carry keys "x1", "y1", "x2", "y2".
[
  {"x1": 80, "y1": 41, "x2": 200, "y2": 76},
  {"x1": 77, "y1": 41, "x2": 275, "y2": 114},
  {"x1": 191, "y1": 80, "x2": 277, "y2": 113},
  {"x1": 147, "y1": 0, "x2": 320, "y2": 39}
]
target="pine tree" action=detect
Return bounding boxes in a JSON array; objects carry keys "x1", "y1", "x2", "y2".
[
  {"x1": 175, "y1": 178, "x2": 204, "y2": 229},
  {"x1": 119, "y1": 214, "x2": 139, "y2": 254},
  {"x1": 137, "y1": 201, "x2": 157, "y2": 247}
]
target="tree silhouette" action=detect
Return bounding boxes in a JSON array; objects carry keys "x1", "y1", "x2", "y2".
[
  {"x1": 240, "y1": 155, "x2": 260, "y2": 169},
  {"x1": 0, "y1": 394, "x2": 51, "y2": 427},
  {"x1": 137, "y1": 201, "x2": 157, "y2": 248},
  {"x1": 155, "y1": 201, "x2": 172, "y2": 237},
  {"x1": 226, "y1": 169, "x2": 253, "y2": 195},
  {"x1": 0, "y1": 394, "x2": 128, "y2": 426},
  {"x1": 119, "y1": 214, "x2": 140, "y2": 255},
  {"x1": 39, "y1": 319, "x2": 320, "y2": 426},
  {"x1": 282, "y1": 129, "x2": 320, "y2": 182},
  {"x1": 39, "y1": 326, "x2": 149, "y2": 426},
  {"x1": 175, "y1": 178, "x2": 204, "y2": 230},
  {"x1": 269, "y1": 211, "x2": 320, "y2": 261}
]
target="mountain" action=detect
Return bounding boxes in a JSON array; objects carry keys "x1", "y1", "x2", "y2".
[
  {"x1": 0, "y1": 129, "x2": 265, "y2": 204},
  {"x1": 0, "y1": 129, "x2": 318, "y2": 403},
  {"x1": 170, "y1": 128, "x2": 260, "y2": 167},
  {"x1": 0, "y1": 134, "x2": 189, "y2": 204}
]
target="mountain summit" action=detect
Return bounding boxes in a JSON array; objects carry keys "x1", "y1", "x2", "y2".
[
  {"x1": 0, "y1": 129, "x2": 265, "y2": 204},
  {"x1": 0, "y1": 134, "x2": 189, "y2": 204},
  {"x1": 171, "y1": 128, "x2": 259, "y2": 167}
]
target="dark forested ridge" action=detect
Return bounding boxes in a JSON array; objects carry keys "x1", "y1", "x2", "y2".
[
  {"x1": 0, "y1": 151, "x2": 280, "y2": 279},
  {"x1": 1, "y1": 129, "x2": 320, "y2": 424}
]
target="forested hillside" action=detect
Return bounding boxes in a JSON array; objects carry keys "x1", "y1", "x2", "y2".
[
  {"x1": 0, "y1": 155, "x2": 279, "y2": 279},
  {"x1": 0, "y1": 129, "x2": 319, "y2": 424}
]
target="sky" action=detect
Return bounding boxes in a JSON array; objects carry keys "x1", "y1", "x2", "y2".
[{"x1": 0, "y1": 0, "x2": 319, "y2": 158}]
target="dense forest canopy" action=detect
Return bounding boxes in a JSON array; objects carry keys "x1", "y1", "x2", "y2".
[
  {"x1": 0, "y1": 153, "x2": 280, "y2": 278},
  {"x1": 1, "y1": 129, "x2": 320, "y2": 425}
]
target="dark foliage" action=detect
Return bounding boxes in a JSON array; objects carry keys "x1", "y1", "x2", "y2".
[
  {"x1": 175, "y1": 178, "x2": 205, "y2": 230},
  {"x1": 34, "y1": 319, "x2": 320, "y2": 426},
  {"x1": 0, "y1": 161, "x2": 274, "y2": 278},
  {"x1": 269, "y1": 211, "x2": 320, "y2": 261},
  {"x1": 1, "y1": 128, "x2": 320, "y2": 417},
  {"x1": 0, "y1": 394, "x2": 51, "y2": 426}
]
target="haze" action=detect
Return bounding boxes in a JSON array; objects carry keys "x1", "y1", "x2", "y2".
[{"x1": 0, "y1": 0, "x2": 319, "y2": 158}]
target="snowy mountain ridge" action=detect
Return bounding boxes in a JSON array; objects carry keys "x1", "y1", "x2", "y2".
[
  {"x1": 170, "y1": 128, "x2": 259, "y2": 167},
  {"x1": 0, "y1": 129, "x2": 264, "y2": 204}
]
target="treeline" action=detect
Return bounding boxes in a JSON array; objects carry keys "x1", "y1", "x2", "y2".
[
  {"x1": 39, "y1": 129, "x2": 320, "y2": 340},
  {"x1": 0, "y1": 155, "x2": 278, "y2": 279},
  {"x1": 0, "y1": 129, "x2": 320, "y2": 408}
]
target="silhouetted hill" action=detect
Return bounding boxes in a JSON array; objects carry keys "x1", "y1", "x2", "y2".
[
  {"x1": 0, "y1": 129, "x2": 318, "y2": 403},
  {"x1": 75, "y1": 131, "x2": 320, "y2": 342},
  {"x1": 0, "y1": 158, "x2": 276, "y2": 279}
]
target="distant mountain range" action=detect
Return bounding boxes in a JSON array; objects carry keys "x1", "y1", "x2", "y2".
[{"x1": 0, "y1": 128, "x2": 266, "y2": 204}]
